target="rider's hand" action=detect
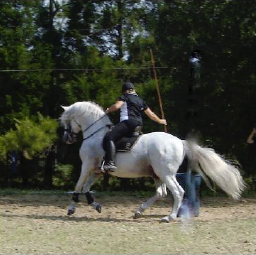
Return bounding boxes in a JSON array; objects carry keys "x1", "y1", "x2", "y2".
[{"x1": 160, "y1": 119, "x2": 167, "y2": 125}]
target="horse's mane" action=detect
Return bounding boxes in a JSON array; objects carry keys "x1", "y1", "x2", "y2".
[{"x1": 60, "y1": 101, "x2": 104, "y2": 123}]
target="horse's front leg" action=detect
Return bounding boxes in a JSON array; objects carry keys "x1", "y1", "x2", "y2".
[
  {"x1": 67, "y1": 192, "x2": 80, "y2": 216},
  {"x1": 67, "y1": 161, "x2": 92, "y2": 216},
  {"x1": 82, "y1": 171, "x2": 102, "y2": 213}
]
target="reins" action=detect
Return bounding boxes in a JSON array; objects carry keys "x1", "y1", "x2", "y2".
[
  {"x1": 81, "y1": 114, "x2": 107, "y2": 134},
  {"x1": 64, "y1": 109, "x2": 112, "y2": 143},
  {"x1": 81, "y1": 114, "x2": 112, "y2": 141},
  {"x1": 83, "y1": 124, "x2": 111, "y2": 141}
]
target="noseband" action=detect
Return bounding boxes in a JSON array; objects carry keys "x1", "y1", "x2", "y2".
[{"x1": 63, "y1": 123, "x2": 77, "y2": 144}]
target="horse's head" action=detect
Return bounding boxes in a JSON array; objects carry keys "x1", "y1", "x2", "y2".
[
  {"x1": 60, "y1": 105, "x2": 82, "y2": 144},
  {"x1": 60, "y1": 101, "x2": 112, "y2": 144}
]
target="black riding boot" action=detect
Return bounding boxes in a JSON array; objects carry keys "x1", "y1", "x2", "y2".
[{"x1": 104, "y1": 140, "x2": 117, "y2": 172}]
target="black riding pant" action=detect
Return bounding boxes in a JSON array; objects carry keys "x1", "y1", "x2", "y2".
[{"x1": 103, "y1": 119, "x2": 140, "y2": 162}]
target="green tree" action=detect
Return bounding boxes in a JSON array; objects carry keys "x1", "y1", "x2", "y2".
[
  {"x1": 151, "y1": 0, "x2": 256, "y2": 178},
  {"x1": 0, "y1": 0, "x2": 255, "y2": 190},
  {"x1": 0, "y1": 114, "x2": 58, "y2": 187},
  {"x1": 0, "y1": 0, "x2": 42, "y2": 132}
]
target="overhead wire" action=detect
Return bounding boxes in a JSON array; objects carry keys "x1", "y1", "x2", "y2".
[{"x1": 0, "y1": 67, "x2": 168, "y2": 72}]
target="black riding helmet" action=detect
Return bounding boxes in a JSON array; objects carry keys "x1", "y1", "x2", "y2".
[{"x1": 122, "y1": 82, "x2": 134, "y2": 93}]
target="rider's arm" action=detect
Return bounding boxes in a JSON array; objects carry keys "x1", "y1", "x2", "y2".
[
  {"x1": 247, "y1": 128, "x2": 256, "y2": 144},
  {"x1": 144, "y1": 108, "x2": 167, "y2": 125},
  {"x1": 105, "y1": 100, "x2": 124, "y2": 114}
]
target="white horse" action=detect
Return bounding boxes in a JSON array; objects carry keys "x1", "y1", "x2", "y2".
[{"x1": 60, "y1": 101, "x2": 245, "y2": 222}]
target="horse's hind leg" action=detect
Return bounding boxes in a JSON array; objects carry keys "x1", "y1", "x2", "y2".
[
  {"x1": 133, "y1": 179, "x2": 167, "y2": 219},
  {"x1": 161, "y1": 175, "x2": 184, "y2": 223}
]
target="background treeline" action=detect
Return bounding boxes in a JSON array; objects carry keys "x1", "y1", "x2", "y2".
[{"x1": 0, "y1": 0, "x2": 255, "y2": 192}]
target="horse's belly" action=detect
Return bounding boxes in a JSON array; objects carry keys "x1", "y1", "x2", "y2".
[
  {"x1": 113, "y1": 152, "x2": 152, "y2": 178},
  {"x1": 110, "y1": 167, "x2": 153, "y2": 178}
]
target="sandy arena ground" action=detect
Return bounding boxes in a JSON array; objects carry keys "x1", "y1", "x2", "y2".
[{"x1": 0, "y1": 192, "x2": 255, "y2": 254}]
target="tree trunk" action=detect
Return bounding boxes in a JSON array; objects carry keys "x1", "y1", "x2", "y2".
[
  {"x1": 19, "y1": 153, "x2": 29, "y2": 188},
  {"x1": 43, "y1": 146, "x2": 56, "y2": 189},
  {"x1": 116, "y1": 0, "x2": 123, "y2": 59}
]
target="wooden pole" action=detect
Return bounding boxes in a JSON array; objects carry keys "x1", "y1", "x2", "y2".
[{"x1": 149, "y1": 48, "x2": 167, "y2": 132}]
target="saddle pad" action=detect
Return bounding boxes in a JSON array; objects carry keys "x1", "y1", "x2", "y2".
[{"x1": 116, "y1": 136, "x2": 141, "y2": 152}]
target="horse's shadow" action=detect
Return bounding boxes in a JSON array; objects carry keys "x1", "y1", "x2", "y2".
[{"x1": 1, "y1": 212, "x2": 167, "y2": 223}]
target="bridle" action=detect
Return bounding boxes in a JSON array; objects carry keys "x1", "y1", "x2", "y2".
[
  {"x1": 64, "y1": 114, "x2": 111, "y2": 143},
  {"x1": 63, "y1": 122, "x2": 78, "y2": 144}
]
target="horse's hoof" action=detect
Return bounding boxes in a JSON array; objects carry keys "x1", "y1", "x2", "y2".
[
  {"x1": 96, "y1": 204, "x2": 101, "y2": 213},
  {"x1": 160, "y1": 216, "x2": 170, "y2": 223},
  {"x1": 67, "y1": 209, "x2": 75, "y2": 216},
  {"x1": 133, "y1": 211, "x2": 142, "y2": 219}
]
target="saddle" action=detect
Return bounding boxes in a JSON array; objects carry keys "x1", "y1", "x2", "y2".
[
  {"x1": 100, "y1": 126, "x2": 142, "y2": 173},
  {"x1": 116, "y1": 126, "x2": 142, "y2": 152}
]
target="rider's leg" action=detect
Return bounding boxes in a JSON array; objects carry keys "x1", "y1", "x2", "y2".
[
  {"x1": 102, "y1": 121, "x2": 131, "y2": 171},
  {"x1": 104, "y1": 138, "x2": 117, "y2": 171}
]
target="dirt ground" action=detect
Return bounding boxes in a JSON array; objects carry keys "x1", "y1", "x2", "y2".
[{"x1": 0, "y1": 192, "x2": 255, "y2": 255}]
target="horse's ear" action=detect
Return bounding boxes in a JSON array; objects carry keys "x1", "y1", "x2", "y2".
[{"x1": 61, "y1": 105, "x2": 68, "y2": 111}]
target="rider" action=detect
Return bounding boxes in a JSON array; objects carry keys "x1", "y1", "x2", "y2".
[{"x1": 103, "y1": 82, "x2": 167, "y2": 172}]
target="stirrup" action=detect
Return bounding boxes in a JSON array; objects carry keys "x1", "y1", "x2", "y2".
[{"x1": 103, "y1": 162, "x2": 117, "y2": 172}]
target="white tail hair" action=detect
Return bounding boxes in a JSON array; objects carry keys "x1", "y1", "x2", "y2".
[{"x1": 184, "y1": 140, "x2": 246, "y2": 200}]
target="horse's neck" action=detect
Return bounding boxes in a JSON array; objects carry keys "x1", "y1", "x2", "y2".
[{"x1": 80, "y1": 113, "x2": 111, "y2": 140}]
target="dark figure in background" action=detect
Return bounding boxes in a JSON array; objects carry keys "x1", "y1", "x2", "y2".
[
  {"x1": 246, "y1": 123, "x2": 256, "y2": 190},
  {"x1": 103, "y1": 82, "x2": 167, "y2": 172},
  {"x1": 189, "y1": 50, "x2": 201, "y2": 81},
  {"x1": 187, "y1": 50, "x2": 201, "y2": 121},
  {"x1": 247, "y1": 125, "x2": 256, "y2": 144},
  {"x1": 177, "y1": 50, "x2": 202, "y2": 217}
]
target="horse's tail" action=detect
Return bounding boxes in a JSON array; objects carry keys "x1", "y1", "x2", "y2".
[{"x1": 183, "y1": 139, "x2": 246, "y2": 200}]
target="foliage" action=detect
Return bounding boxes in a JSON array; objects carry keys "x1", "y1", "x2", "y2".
[
  {"x1": 0, "y1": 0, "x2": 255, "y2": 190},
  {"x1": 0, "y1": 113, "x2": 58, "y2": 161}
]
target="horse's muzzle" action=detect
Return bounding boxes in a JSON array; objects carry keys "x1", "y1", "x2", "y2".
[{"x1": 63, "y1": 131, "x2": 74, "y2": 144}]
